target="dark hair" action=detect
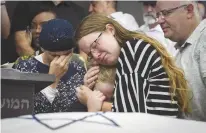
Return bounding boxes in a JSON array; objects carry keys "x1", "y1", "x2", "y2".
[
  {"x1": 142, "y1": 1, "x2": 156, "y2": 7},
  {"x1": 29, "y1": 6, "x2": 56, "y2": 51},
  {"x1": 29, "y1": 5, "x2": 56, "y2": 26}
]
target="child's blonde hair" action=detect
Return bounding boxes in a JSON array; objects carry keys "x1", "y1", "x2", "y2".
[
  {"x1": 96, "y1": 65, "x2": 116, "y2": 84},
  {"x1": 86, "y1": 60, "x2": 116, "y2": 87}
]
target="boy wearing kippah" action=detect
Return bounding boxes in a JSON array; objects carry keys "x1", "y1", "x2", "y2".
[{"x1": 13, "y1": 19, "x2": 87, "y2": 113}]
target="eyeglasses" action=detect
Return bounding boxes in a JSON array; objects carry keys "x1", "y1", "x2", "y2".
[
  {"x1": 87, "y1": 31, "x2": 103, "y2": 60},
  {"x1": 156, "y1": 4, "x2": 188, "y2": 19}
]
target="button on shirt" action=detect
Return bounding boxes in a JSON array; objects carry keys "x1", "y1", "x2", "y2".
[{"x1": 175, "y1": 19, "x2": 206, "y2": 121}]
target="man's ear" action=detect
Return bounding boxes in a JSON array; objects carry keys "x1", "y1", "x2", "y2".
[
  {"x1": 186, "y1": 4, "x2": 195, "y2": 19},
  {"x1": 105, "y1": 24, "x2": 115, "y2": 36}
]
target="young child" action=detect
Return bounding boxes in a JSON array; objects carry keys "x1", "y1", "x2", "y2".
[{"x1": 92, "y1": 66, "x2": 116, "y2": 102}]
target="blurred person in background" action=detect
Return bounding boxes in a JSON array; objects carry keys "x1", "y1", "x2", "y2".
[
  {"x1": 197, "y1": 1, "x2": 206, "y2": 20},
  {"x1": 1, "y1": 0, "x2": 10, "y2": 40},
  {"x1": 10, "y1": 1, "x2": 86, "y2": 58},
  {"x1": 28, "y1": 9, "x2": 56, "y2": 56},
  {"x1": 89, "y1": 0, "x2": 139, "y2": 31},
  {"x1": 1, "y1": 0, "x2": 12, "y2": 64},
  {"x1": 140, "y1": 1, "x2": 177, "y2": 56},
  {"x1": 12, "y1": 7, "x2": 57, "y2": 65}
]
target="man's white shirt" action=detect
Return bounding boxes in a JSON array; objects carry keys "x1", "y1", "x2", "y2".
[{"x1": 140, "y1": 24, "x2": 178, "y2": 57}]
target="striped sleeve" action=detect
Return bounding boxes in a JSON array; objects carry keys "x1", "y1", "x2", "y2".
[{"x1": 112, "y1": 39, "x2": 178, "y2": 117}]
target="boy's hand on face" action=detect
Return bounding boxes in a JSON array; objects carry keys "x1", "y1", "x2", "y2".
[{"x1": 49, "y1": 54, "x2": 72, "y2": 83}]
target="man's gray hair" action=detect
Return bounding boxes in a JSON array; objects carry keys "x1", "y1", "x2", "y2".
[{"x1": 180, "y1": 1, "x2": 201, "y2": 20}]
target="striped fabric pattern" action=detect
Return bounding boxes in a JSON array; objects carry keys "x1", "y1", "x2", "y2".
[{"x1": 112, "y1": 39, "x2": 178, "y2": 117}]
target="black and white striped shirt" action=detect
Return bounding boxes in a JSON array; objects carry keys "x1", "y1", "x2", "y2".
[{"x1": 112, "y1": 39, "x2": 178, "y2": 117}]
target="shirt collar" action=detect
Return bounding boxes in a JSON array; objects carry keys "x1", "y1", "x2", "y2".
[
  {"x1": 150, "y1": 24, "x2": 162, "y2": 32},
  {"x1": 175, "y1": 19, "x2": 206, "y2": 50},
  {"x1": 175, "y1": 42, "x2": 191, "y2": 50}
]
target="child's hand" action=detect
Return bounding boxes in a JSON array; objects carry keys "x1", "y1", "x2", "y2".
[
  {"x1": 76, "y1": 85, "x2": 93, "y2": 106},
  {"x1": 87, "y1": 90, "x2": 106, "y2": 112},
  {"x1": 49, "y1": 54, "x2": 71, "y2": 81},
  {"x1": 49, "y1": 54, "x2": 72, "y2": 88},
  {"x1": 84, "y1": 66, "x2": 99, "y2": 89}
]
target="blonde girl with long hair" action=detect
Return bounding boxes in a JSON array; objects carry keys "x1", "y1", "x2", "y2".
[{"x1": 75, "y1": 14, "x2": 190, "y2": 116}]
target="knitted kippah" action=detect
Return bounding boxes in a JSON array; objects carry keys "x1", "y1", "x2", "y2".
[{"x1": 39, "y1": 19, "x2": 75, "y2": 52}]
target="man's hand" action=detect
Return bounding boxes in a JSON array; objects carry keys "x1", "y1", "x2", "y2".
[
  {"x1": 84, "y1": 66, "x2": 99, "y2": 89},
  {"x1": 87, "y1": 90, "x2": 105, "y2": 112},
  {"x1": 15, "y1": 31, "x2": 34, "y2": 56}
]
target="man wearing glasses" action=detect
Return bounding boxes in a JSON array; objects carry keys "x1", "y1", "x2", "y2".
[
  {"x1": 139, "y1": 1, "x2": 177, "y2": 56},
  {"x1": 156, "y1": 1, "x2": 206, "y2": 121}
]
